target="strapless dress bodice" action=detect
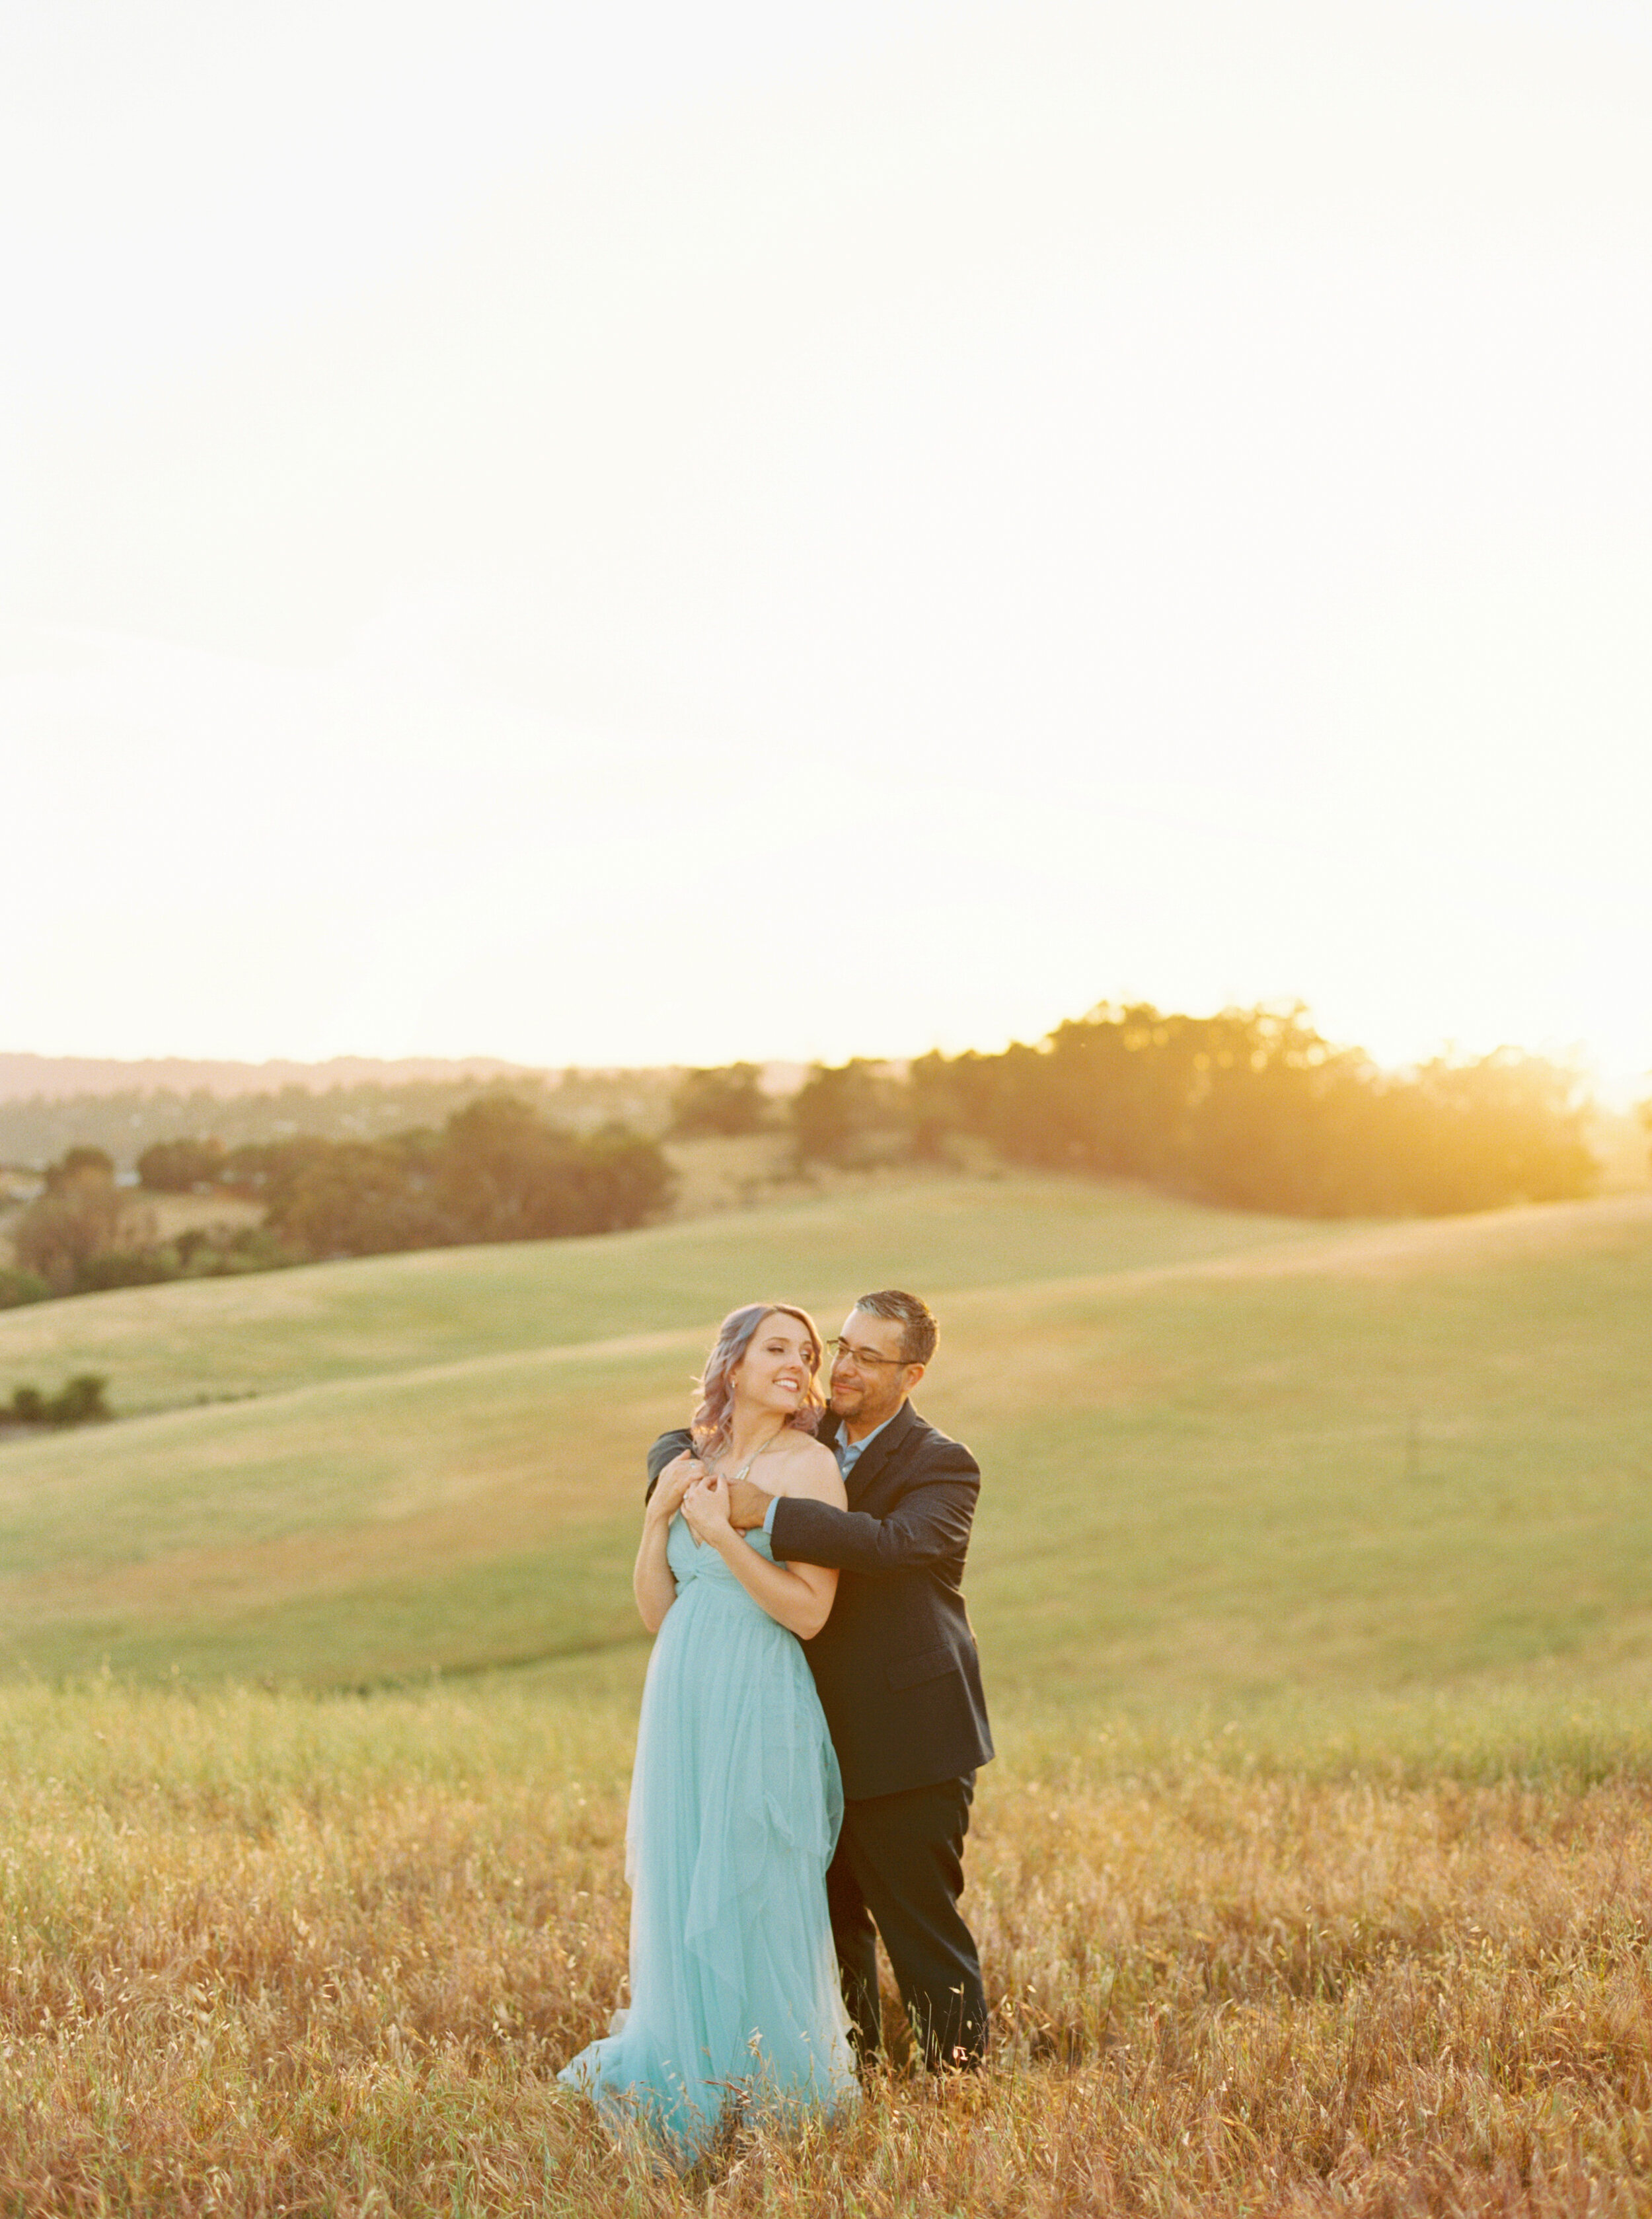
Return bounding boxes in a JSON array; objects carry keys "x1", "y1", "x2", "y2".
[{"x1": 665, "y1": 1511, "x2": 778, "y2": 1604}]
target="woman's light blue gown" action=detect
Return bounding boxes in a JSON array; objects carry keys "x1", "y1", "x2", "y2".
[{"x1": 559, "y1": 1514, "x2": 857, "y2": 2162}]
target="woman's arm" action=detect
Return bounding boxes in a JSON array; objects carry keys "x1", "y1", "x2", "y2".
[
  {"x1": 681, "y1": 1448, "x2": 845, "y2": 1641},
  {"x1": 634, "y1": 1451, "x2": 698, "y2": 1633}
]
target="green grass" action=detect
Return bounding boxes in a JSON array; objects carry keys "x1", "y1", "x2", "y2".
[
  {"x1": 954, "y1": 1203, "x2": 1652, "y2": 1704},
  {"x1": 2, "y1": 1174, "x2": 1649, "y2": 1716},
  {"x1": 0, "y1": 1172, "x2": 1318, "y2": 1411},
  {"x1": 8, "y1": 1175, "x2": 1652, "y2": 2215}
]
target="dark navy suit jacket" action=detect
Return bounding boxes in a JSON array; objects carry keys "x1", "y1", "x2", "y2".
[{"x1": 646, "y1": 1400, "x2": 994, "y2": 1801}]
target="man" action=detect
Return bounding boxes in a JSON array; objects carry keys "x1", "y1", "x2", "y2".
[{"x1": 646, "y1": 1288, "x2": 993, "y2": 2069}]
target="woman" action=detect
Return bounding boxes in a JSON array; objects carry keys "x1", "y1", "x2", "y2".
[{"x1": 558, "y1": 1303, "x2": 858, "y2": 2163}]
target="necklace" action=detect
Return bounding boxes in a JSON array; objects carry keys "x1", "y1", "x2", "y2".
[
  {"x1": 706, "y1": 1429, "x2": 784, "y2": 1485},
  {"x1": 685, "y1": 1431, "x2": 783, "y2": 1546}
]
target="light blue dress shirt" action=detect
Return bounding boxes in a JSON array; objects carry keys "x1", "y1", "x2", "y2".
[{"x1": 761, "y1": 1408, "x2": 899, "y2": 1535}]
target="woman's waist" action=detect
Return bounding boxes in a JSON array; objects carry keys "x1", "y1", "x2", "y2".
[{"x1": 671, "y1": 1571, "x2": 796, "y2": 1624}]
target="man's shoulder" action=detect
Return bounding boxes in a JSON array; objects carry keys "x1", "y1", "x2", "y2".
[
  {"x1": 891, "y1": 1405, "x2": 980, "y2": 1481},
  {"x1": 646, "y1": 1427, "x2": 694, "y2": 1484}
]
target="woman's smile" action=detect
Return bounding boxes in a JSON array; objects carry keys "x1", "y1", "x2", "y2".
[{"x1": 736, "y1": 1317, "x2": 820, "y2": 1412}]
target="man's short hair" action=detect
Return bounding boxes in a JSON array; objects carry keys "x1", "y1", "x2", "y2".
[{"x1": 852, "y1": 1289, "x2": 938, "y2": 1367}]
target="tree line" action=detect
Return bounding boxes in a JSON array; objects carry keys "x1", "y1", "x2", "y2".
[
  {"x1": 671, "y1": 1004, "x2": 1602, "y2": 1218},
  {"x1": 0, "y1": 1068, "x2": 683, "y2": 1176},
  {"x1": 1, "y1": 1097, "x2": 673, "y2": 1305},
  {"x1": 0, "y1": 1004, "x2": 1621, "y2": 1314}
]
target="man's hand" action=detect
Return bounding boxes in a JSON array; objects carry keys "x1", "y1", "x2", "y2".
[{"x1": 725, "y1": 1476, "x2": 773, "y2": 1532}]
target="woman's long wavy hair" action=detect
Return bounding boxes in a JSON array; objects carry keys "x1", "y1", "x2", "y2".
[{"x1": 691, "y1": 1303, "x2": 826, "y2": 1461}]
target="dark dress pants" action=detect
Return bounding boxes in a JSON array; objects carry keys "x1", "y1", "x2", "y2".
[{"x1": 825, "y1": 1771, "x2": 987, "y2": 2070}]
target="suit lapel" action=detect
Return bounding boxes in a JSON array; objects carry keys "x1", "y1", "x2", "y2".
[{"x1": 842, "y1": 1399, "x2": 919, "y2": 1506}]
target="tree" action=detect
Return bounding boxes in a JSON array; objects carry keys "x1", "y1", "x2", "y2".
[
  {"x1": 790, "y1": 1061, "x2": 910, "y2": 1167},
  {"x1": 1396, "y1": 1051, "x2": 1597, "y2": 1213},
  {"x1": 668, "y1": 1064, "x2": 770, "y2": 1138},
  {"x1": 249, "y1": 1098, "x2": 676, "y2": 1258},
  {"x1": 260, "y1": 1135, "x2": 447, "y2": 1258},
  {"x1": 433, "y1": 1096, "x2": 585, "y2": 1242},
  {"x1": 13, "y1": 1148, "x2": 124, "y2": 1292},
  {"x1": 563, "y1": 1123, "x2": 677, "y2": 1232},
  {"x1": 434, "y1": 1096, "x2": 673, "y2": 1240},
  {"x1": 13, "y1": 1189, "x2": 124, "y2": 1292},
  {"x1": 137, "y1": 1137, "x2": 226, "y2": 1193},
  {"x1": 219, "y1": 1136, "x2": 336, "y2": 1199},
  {"x1": 44, "y1": 1145, "x2": 114, "y2": 1195},
  {"x1": 905, "y1": 1003, "x2": 1599, "y2": 1219}
]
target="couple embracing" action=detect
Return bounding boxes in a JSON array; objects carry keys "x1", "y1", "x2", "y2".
[{"x1": 559, "y1": 1289, "x2": 993, "y2": 2162}]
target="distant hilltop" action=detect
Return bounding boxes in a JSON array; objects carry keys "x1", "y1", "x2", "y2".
[
  {"x1": 0, "y1": 1055, "x2": 689, "y2": 1174},
  {"x1": 0, "y1": 1053, "x2": 548, "y2": 1105}
]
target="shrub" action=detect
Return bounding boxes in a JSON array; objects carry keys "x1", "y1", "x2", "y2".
[
  {"x1": 172, "y1": 1226, "x2": 293, "y2": 1277},
  {"x1": 74, "y1": 1250, "x2": 180, "y2": 1293},
  {"x1": 6, "y1": 1373, "x2": 111, "y2": 1427},
  {"x1": 0, "y1": 1267, "x2": 50, "y2": 1310}
]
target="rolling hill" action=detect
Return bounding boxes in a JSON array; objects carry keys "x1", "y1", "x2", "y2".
[{"x1": 2, "y1": 1174, "x2": 1649, "y2": 1706}]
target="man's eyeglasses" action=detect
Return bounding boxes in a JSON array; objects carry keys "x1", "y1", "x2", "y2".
[{"x1": 828, "y1": 1339, "x2": 909, "y2": 1369}]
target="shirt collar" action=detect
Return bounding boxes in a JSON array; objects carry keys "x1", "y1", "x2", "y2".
[{"x1": 837, "y1": 1404, "x2": 901, "y2": 1472}]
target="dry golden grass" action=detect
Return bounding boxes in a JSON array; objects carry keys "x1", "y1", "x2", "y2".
[
  {"x1": 7, "y1": 1678, "x2": 1652, "y2": 2216},
  {"x1": 5, "y1": 1184, "x2": 1652, "y2": 2208},
  {"x1": 659, "y1": 1133, "x2": 800, "y2": 1217}
]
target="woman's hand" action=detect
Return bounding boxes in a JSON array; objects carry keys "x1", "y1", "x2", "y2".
[
  {"x1": 681, "y1": 1472, "x2": 734, "y2": 1547},
  {"x1": 650, "y1": 1450, "x2": 702, "y2": 1525}
]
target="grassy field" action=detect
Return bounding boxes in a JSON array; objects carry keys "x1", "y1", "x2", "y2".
[
  {"x1": 0, "y1": 1174, "x2": 1345, "y2": 1684},
  {"x1": 6, "y1": 1674, "x2": 1652, "y2": 2215},
  {"x1": 0, "y1": 1172, "x2": 1321, "y2": 1409},
  {"x1": 1, "y1": 1176, "x2": 1649, "y2": 1708},
  {"x1": 5, "y1": 1173, "x2": 1652, "y2": 2211}
]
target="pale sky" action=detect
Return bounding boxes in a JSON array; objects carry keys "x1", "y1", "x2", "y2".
[{"x1": 3, "y1": 0, "x2": 1648, "y2": 1098}]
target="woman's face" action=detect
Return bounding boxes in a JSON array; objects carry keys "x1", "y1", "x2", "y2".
[{"x1": 733, "y1": 1312, "x2": 818, "y2": 1418}]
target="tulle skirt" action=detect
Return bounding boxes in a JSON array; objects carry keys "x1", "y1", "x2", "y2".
[{"x1": 559, "y1": 1573, "x2": 858, "y2": 2163}]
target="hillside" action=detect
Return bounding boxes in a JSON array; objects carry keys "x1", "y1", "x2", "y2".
[
  {"x1": 1, "y1": 1176, "x2": 1648, "y2": 1703},
  {"x1": 0, "y1": 1059, "x2": 681, "y2": 1169},
  {"x1": 0, "y1": 1175, "x2": 1314, "y2": 1410}
]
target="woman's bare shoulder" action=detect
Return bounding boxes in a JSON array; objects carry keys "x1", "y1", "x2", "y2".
[{"x1": 769, "y1": 1434, "x2": 846, "y2": 1506}]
